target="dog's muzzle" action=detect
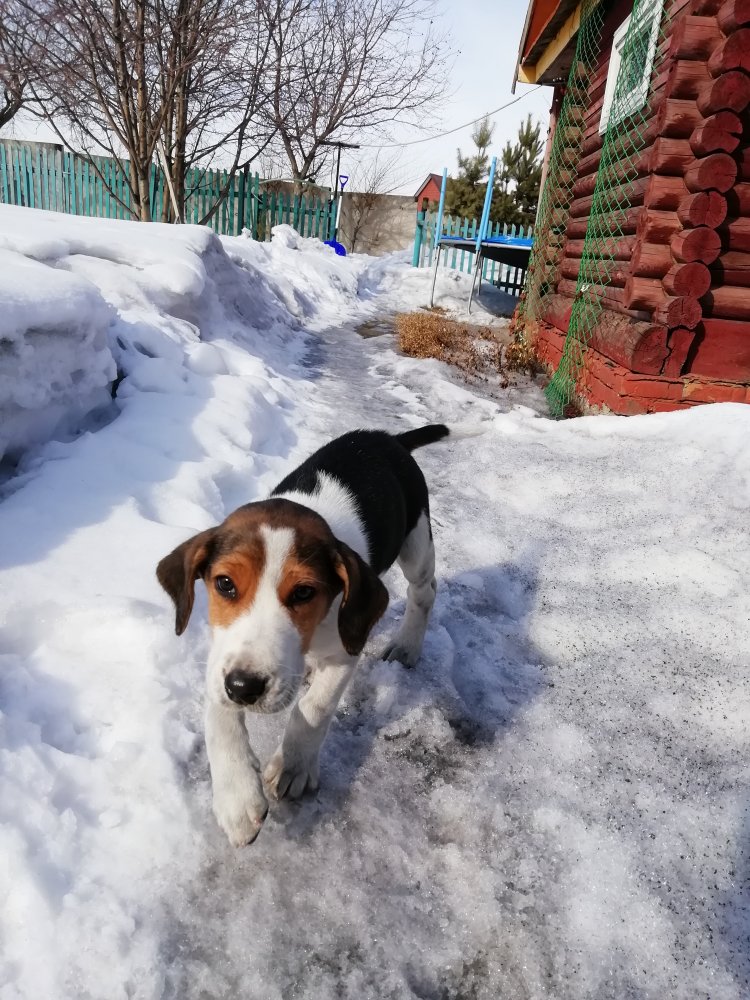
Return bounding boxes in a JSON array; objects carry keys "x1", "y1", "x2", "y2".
[{"x1": 224, "y1": 669, "x2": 268, "y2": 706}]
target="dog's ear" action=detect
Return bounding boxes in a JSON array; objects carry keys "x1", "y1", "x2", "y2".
[
  {"x1": 156, "y1": 529, "x2": 216, "y2": 635},
  {"x1": 333, "y1": 540, "x2": 389, "y2": 656}
]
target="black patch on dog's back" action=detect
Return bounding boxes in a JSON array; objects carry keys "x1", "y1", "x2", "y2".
[{"x1": 272, "y1": 430, "x2": 431, "y2": 575}]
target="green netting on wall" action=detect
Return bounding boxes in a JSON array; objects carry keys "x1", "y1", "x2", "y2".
[
  {"x1": 544, "y1": 0, "x2": 669, "y2": 415},
  {"x1": 517, "y1": 0, "x2": 670, "y2": 416},
  {"x1": 518, "y1": 0, "x2": 608, "y2": 326}
]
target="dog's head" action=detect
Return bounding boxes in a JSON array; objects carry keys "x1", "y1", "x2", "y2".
[{"x1": 156, "y1": 499, "x2": 388, "y2": 712}]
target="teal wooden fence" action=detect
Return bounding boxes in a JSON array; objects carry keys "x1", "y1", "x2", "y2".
[
  {"x1": 412, "y1": 210, "x2": 533, "y2": 296},
  {"x1": 0, "y1": 140, "x2": 336, "y2": 241}
]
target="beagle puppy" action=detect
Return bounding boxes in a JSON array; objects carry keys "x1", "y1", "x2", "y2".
[{"x1": 157, "y1": 424, "x2": 449, "y2": 846}]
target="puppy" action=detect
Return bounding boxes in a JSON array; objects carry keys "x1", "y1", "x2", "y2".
[{"x1": 157, "y1": 424, "x2": 450, "y2": 846}]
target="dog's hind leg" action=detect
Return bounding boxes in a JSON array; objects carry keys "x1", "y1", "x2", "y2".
[{"x1": 382, "y1": 511, "x2": 436, "y2": 667}]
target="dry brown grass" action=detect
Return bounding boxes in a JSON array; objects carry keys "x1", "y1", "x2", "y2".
[
  {"x1": 504, "y1": 336, "x2": 544, "y2": 375},
  {"x1": 395, "y1": 311, "x2": 510, "y2": 384}
]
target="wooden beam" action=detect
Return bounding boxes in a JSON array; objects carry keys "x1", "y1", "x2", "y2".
[
  {"x1": 677, "y1": 190, "x2": 728, "y2": 227},
  {"x1": 684, "y1": 152, "x2": 737, "y2": 192},
  {"x1": 696, "y1": 70, "x2": 750, "y2": 114},
  {"x1": 707, "y1": 29, "x2": 750, "y2": 74},
  {"x1": 663, "y1": 261, "x2": 712, "y2": 296},
  {"x1": 671, "y1": 226, "x2": 722, "y2": 263}
]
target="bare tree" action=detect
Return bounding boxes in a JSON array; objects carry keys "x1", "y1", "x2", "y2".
[
  {"x1": 340, "y1": 152, "x2": 402, "y2": 252},
  {"x1": 0, "y1": 0, "x2": 45, "y2": 129},
  {"x1": 154, "y1": 0, "x2": 278, "y2": 221},
  {"x1": 263, "y1": 0, "x2": 448, "y2": 185},
  {"x1": 27, "y1": 0, "x2": 274, "y2": 221}
]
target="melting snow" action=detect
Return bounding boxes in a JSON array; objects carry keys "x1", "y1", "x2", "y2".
[{"x1": 0, "y1": 204, "x2": 747, "y2": 1000}]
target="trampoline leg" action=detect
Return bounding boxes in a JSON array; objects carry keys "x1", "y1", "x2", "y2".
[
  {"x1": 429, "y1": 246, "x2": 441, "y2": 308},
  {"x1": 468, "y1": 254, "x2": 482, "y2": 315}
]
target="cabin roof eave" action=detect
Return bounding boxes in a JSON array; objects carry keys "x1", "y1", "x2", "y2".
[{"x1": 514, "y1": 0, "x2": 583, "y2": 89}]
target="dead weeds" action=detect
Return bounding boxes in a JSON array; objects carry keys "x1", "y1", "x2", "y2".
[{"x1": 395, "y1": 311, "x2": 542, "y2": 386}]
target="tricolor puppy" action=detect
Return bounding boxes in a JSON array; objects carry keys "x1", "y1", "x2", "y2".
[{"x1": 157, "y1": 424, "x2": 451, "y2": 847}]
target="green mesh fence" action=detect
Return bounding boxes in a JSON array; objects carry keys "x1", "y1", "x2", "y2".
[
  {"x1": 519, "y1": 0, "x2": 607, "y2": 325},
  {"x1": 519, "y1": 0, "x2": 669, "y2": 416}
]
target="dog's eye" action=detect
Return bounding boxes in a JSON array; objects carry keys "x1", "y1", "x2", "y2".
[
  {"x1": 289, "y1": 584, "x2": 316, "y2": 606},
  {"x1": 214, "y1": 576, "x2": 237, "y2": 599}
]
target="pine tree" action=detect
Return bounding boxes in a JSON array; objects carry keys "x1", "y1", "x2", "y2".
[
  {"x1": 442, "y1": 114, "x2": 543, "y2": 229},
  {"x1": 444, "y1": 116, "x2": 494, "y2": 222},
  {"x1": 508, "y1": 115, "x2": 544, "y2": 228}
]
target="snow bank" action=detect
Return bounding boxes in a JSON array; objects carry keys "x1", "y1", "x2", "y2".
[
  {"x1": 0, "y1": 204, "x2": 747, "y2": 1000},
  {"x1": 0, "y1": 246, "x2": 115, "y2": 460}
]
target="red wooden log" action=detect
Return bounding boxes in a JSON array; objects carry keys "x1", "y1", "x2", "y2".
[
  {"x1": 662, "y1": 262, "x2": 712, "y2": 296},
  {"x1": 710, "y1": 267, "x2": 750, "y2": 287},
  {"x1": 718, "y1": 218, "x2": 750, "y2": 253},
  {"x1": 559, "y1": 258, "x2": 628, "y2": 287},
  {"x1": 632, "y1": 241, "x2": 674, "y2": 278},
  {"x1": 684, "y1": 152, "x2": 737, "y2": 192},
  {"x1": 712, "y1": 249, "x2": 750, "y2": 270},
  {"x1": 668, "y1": 60, "x2": 711, "y2": 99},
  {"x1": 687, "y1": 317, "x2": 750, "y2": 378},
  {"x1": 663, "y1": 327, "x2": 697, "y2": 378},
  {"x1": 707, "y1": 29, "x2": 750, "y2": 73},
  {"x1": 717, "y1": 0, "x2": 750, "y2": 30},
  {"x1": 740, "y1": 147, "x2": 750, "y2": 182},
  {"x1": 571, "y1": 168, "x2": 682, "y2": 209},
  {"x1": 696, "y1": 71, "x2": 750, "y2": 114},
  {"x1": 637, "y1": 209, "x2": 682, "y2": 243},
  {"x1": 669, "y1": 16, "x2": 723, "y2": 60},
  {"x1": 677, "y1": 190, "x2": 727, "y2": 228},
  {"x1": 556, "y1": 279, "x2": 654, "y2": 321},
  {"x1": 624, "y1": 276, "x2": 666, "y2": 312},
  {"x1": 587, "y1": 319, "x2": 669, "y2": 375},
  {"x1": 566, "y1": 208, "x2": 674, "y2": 242},
  {"x1": 701, "y1": 286, "x2": 750, "y2": 320},
  {"x1": 654, "y1": 296, "x2": 703, "y2": 328},
  {"x1": 555, "y1": 278, "x2": 632, "y2": 315},
  {"x1": 671, "y1": 227, "x2": 723, "y2": 265},
  {"x1": 649, "y1": 138, "x2": 694, "y2": 176},
  {"x1": 671, "y1": 226, "x2": 722, "y2": 263},
  {"x1": 644, "y1": 175, "x2": 689, "y2": 210},
  {"x1": 689, "y1": 0, "x2": 723, "y2": 14},
  {"x1": 565, "y1": 236, "x2": 636, "y2": 261},
  {"x1": 541, "y1": 295, "x2": 573, "y2": 335},
  {"x1": 725, "y1": 183, "x2": 750, "y2": 217},
  {"x1": 689, "y1": 110, "x2": 742, "y2": 154},
  {"x1": 654, "y1": 98, "x2": 703, "y2": 138}
]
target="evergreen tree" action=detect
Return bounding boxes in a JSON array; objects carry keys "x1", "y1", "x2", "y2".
[
  {"x1": 443, "y1": 114, "x2": 544, "y2": 229},
  {"x1": 444, "y1": 116, "x2": 494, "y2": 221},
  {"x1": 507, "y1": 115, "x2": 544, "y2": 228}
]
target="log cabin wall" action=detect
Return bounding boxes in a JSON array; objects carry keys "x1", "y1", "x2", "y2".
[
  {"x1": 682, "y1": 0, "x2": 750, "y2": 382},
  {"x1": 523, "y1": 0, "x2": 750, "y2": 412}
]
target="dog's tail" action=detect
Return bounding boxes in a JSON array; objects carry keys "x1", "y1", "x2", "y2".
[{"x1": 395, "y1": 422, "x2": 486, "y2": 452}]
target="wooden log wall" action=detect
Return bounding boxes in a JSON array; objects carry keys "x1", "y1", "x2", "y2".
[
  {"x1": 551, "y1": 0, "x2": 750, "y2": 382},
  {"x1": 551, "y1": 0, "x2": 705, "y2": 370},
  {"x1": 675, "y1": 0, "x2": 750, "y2": 379}
]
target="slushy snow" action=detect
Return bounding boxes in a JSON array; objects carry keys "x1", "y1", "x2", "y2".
[{"x1": 0, "y1": 204, "x2": 747, "y2": 1000}]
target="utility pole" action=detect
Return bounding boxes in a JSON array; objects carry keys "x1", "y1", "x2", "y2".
[{"x1": 320, "y1": 139, "x2": 360, "y2": 242}]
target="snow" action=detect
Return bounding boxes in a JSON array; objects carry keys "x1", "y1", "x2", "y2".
[{"x1": 0, "y1": 204, "x2": 748, "y2": 1000}]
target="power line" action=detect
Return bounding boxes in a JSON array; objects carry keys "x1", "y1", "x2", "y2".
[{"x1": 357, "y1": 86, "x2": 544, "y2": 149}]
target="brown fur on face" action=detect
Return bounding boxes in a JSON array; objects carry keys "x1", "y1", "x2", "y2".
[{"x1": 157, "y1": 498, "x2": 388, "y2": 653}]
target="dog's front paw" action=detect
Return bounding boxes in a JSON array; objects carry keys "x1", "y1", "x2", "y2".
[
  {"x1": 264, "y1": 744, "x2": 320, "y2": 801},
  {"x1": 380, "y1": 639, "x2": 421, "y2": 668},
  {"x1": 212, "y1": 772, "x2": 269, "y2": 847}
]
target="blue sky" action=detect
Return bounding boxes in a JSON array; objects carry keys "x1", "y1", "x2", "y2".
[
  {"x1": 11, "y1": 0, "x2": 552, "y2": 197},
  {"x1": 348, "y1": 0, "x2": 554, "y2": 195}
]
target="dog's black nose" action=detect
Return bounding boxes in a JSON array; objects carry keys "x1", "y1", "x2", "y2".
[{"x1": 225, "y1": 670, "x2": 267, "y2": 705}]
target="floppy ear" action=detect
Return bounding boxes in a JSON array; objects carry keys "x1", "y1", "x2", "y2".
[
  {"x1": 333, "y1": 540, "x2": 389, "y2": 656},
  {"x1": 156, "y1": 529, "x2": 216, "y2": 636}
]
